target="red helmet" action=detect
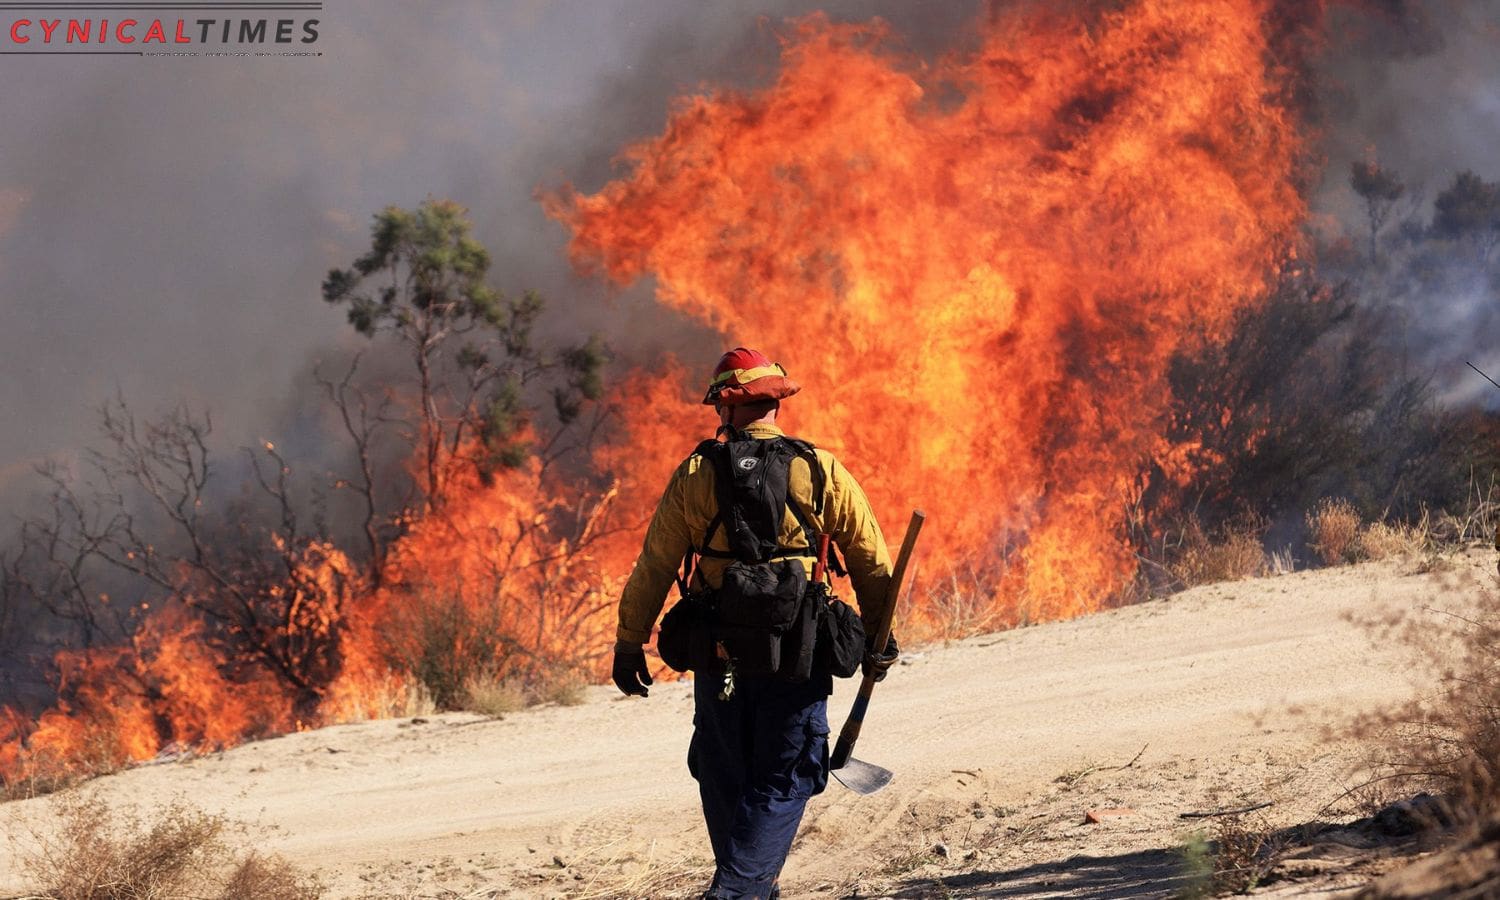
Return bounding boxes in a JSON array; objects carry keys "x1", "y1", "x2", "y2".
[{"x1": 702, "y1": 347, "x2": 801, "y2": 406}]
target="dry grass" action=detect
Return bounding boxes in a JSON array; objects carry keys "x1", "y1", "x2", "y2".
[
  {"x1": 460, "y1": 671, "x2": 528, "y2": 718},
  {"x1": 1307, "y1": 497, "x2": 1362, "y2": 566},
  {"x1": 911, "y1": 568, "x2": 1005, "y2": 642},
  {"x1": 0, "y1": 733, "x2": 129, "y2": 803},
  {"x1": 539, "y1": 669, "x2": 588, "y2": 707},
  {"x1": 459, "y1": 665, "x2": 588, "y2": 718},
  {"x1": 1170, "y1": 529, "x2": 1267, "y2": 588},
  {"x1": 1359, "y1": 520, "x2": 1427, "y2": 560},
  {"x1": 568, "y1": 855, "x2": 713, "y2": 900},
  {"x1": 1267, "y1": 545, "x2": 1297, "y2": 575},
  {"x1": 325, "y1": 674, "x2": 438, "y2": 723},
  {"x1": 1208, "y1": 813, "x2": 1286, "y2": 893},
  {"x1": 13, "y1": 791, "x2": 320, "y2": 899}
]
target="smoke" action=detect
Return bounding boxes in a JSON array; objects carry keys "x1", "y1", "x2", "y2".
[
  {"x1": 4, "y1": 0, "x2": 1499, "y2": 767},
  {"x1": 1311, "y1": 0, "x2": 1500, "y2": 402},
  {"x1": 0, "y1": 0, "x2": 1495, "y2": 530},
  {"x1": 0, "y1": 0, "x2": 981, "y2": 698},
  {"x1": 0, "y1": 1, "x2": 984, "y2": 505}
]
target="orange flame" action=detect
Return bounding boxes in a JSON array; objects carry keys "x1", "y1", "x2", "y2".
[
  {"x1": 547, "y1": 2, "x2": 1309, "y2": 621},
  {"x1": 4, "y1": 607, "x2": 291, "y2": 787},
  {"x1": 4, "y1": 0, "x2": 1323, "y2": 786}
]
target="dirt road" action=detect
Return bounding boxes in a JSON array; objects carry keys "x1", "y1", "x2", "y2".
[{"x1": 2, "y1": 552, "x2": 1482, "y2": 898}]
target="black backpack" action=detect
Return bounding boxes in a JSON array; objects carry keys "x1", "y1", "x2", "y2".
[{"x1": 657, "y1": 430, "x2": 843, "y2": 680}]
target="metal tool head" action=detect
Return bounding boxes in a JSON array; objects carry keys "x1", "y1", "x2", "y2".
[{"x1": 831, "y1": 756, "x2": 894, "y2": 795}]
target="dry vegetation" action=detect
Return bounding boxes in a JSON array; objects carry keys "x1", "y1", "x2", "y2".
[
  {"x1": 1166, "y1": 533, "x2": 1500, "y2": 897},
  {"x1": 1308, "y1": 498, "x2": 1364, "y2": 566},
  {"x1": 1177, "y1": 812, "x2": 1288, "y2": 898},
  {"x1": 460, "y1": 666, "x2": 587, "y2": 718},
  {"x1": 1169, "y1": 523, "x2": 1268, "y2": 588},
  {"x1": 12, "y1": 792, "x2": 320, "y2": 900},
  {"x1": 1357, "y1": 520, "x2": 1425, "y2": 561},
  {"x1": 1348, "y1": 584, "x2": 1500, "y2": 830}
]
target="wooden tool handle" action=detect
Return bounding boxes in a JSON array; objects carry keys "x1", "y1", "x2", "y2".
[{"x1": 830, "y1": 509, "x2": 925, "y2": 770}]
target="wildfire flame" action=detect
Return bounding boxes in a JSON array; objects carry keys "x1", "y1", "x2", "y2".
[
  {"x1": 4, "y1": 0, "x2": 1319, "y2": 786},
  {"x1": 547, "y1": 1, "x2": 1309, "y2": 620}
]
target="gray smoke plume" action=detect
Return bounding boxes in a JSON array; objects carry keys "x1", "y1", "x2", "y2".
[
  {"x1": 0, "y1": 0, "x2": 1496, "y2": 492},
  {"x1": 0, "y1": 0, "x2": 981, "y2": 505},
  {"x1": 1312, "y1": 0, "x2": 1500, "y2": 405}
]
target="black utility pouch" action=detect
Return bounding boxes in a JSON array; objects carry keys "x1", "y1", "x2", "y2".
[
  {"x1": 714, "y1": 559, "x2": 806, "y2": 676},
  {"x1": 815, "y1": 594, "x2": 866, "y2": 678},
  {"x1": 657, "y1": 593, "x2": 718, "y2": 673},
  {"x1": 774, "y1": 582, "x2": 823, "y2": 682}
]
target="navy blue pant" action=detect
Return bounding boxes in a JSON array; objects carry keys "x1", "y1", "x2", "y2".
[{"x1": 688, "y1": 673, "x2": 830, "y2": 899}]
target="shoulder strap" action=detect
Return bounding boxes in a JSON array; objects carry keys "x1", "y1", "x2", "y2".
[
  {"x1": 782, "y1": 438, "x2": 826, "y2": 517},
  {"x1": 697, "y1": 439, "x2": 734, "y2": 556},
  {"x1": 786, "y1": 438, "x2": 848, "y2": 576},
  {"x1": 692, "y1": 434, "x2": 831, "y2": 563}
]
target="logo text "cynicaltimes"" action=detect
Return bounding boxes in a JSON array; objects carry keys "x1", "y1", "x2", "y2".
[{"x1": 7, "y1": 18, "x2": 320, "y2": 45}]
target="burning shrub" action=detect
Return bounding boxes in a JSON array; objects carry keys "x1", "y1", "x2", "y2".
[
  {"x1": 347, "y1": 460, "x2": 620, "y2": 712},
  {"x1": 908, "y1": 567, "x2": 1008, "y2": 642},
  {"x1": 1, "y1": 198, "x2": 614, "y2": 788},
  {"x1": 549, "y1": 0, "x2": 1316, "y2": 624},
  {"x1": 1307, "y1": 498, "x2": 1362, "y2": 566},
  {"x1": 317, "y1": 673, "x2": 435, "y2": 723},
  {"x1": 379, "y1": 591, "x2": 512, "y2": 711},
  {"x1": 3, "y1": 608, "x2": 293, "y2": 798},
  {"x1": 15, "y1": 791, "x2": 320, "y2": 900}
]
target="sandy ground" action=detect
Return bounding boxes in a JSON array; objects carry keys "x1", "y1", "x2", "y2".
[{"x1": 1, "y1": 550, "x2": 1489, "y2": 899}]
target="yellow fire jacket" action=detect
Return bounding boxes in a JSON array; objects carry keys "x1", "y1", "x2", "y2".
[{"x1": 616, "y1": 421, "x2": 893, "y2": 645}]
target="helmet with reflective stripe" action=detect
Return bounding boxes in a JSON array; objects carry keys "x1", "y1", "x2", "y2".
[{"x1": 702, "y1": 347, "x2": 801, "y2": 406}]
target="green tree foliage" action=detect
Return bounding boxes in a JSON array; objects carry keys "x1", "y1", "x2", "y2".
[{"x1": 321, "y1": 200, "x2": 607, "y2": 508}]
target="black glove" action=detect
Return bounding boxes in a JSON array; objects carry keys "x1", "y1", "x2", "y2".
[
  {"x1": 862, "y1": 632, "x2": 900, "y2": 682},
  {"x1": 612, "y1": 641, "x2": 653, "y2": 697}
]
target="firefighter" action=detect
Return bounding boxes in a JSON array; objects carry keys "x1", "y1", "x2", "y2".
[{"x1": 611, "y1": 347, "x2": 899, "y2": 900}]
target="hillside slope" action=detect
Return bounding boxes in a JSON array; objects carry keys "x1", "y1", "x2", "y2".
[{"x1": 2, "y1": 552, "x2": 1486, "y2": 899}]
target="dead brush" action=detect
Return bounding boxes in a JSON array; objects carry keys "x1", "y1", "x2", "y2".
[
  {"x1": 911, "y1": 567, "x2": 1004, "y2": 642},
  {"x1": 1432, "y1": 472, "x2": 1500, "y2": 546},
  {"x1": 459, "y1": 669, "x2": 528, "y2": 717},
  {"x1": 1358, "y1": 520, "x2": 1427, "y2": 561},
  {"x1": 1307, "y1": 497, "x2": 1362, "y2": 566},
  {"x1": 1169, "y1": 528, "x2": 1267, "y2": 588},
  {"x1": 1210, "y1": 813, "x2": 1286, "y2": 894},
  {"x1": 1145, "y1": 513, "x2": 1268, "y2": 590},
  {"x1": 460, "y1": 663, "x2": 588, "y2": 718},
  {"x1": 323, "y1": 673, "x2": 437, "y2": 723},
  {"x1": 561, "y1": 840, "x2": 713, "y2": 900},
  {"x1": 13, "y1": 790, "x2": 320, "y2": 900},
  {"x1": 1176, "y1": 812, "x2": 1286, "y2": 899},
  {"x1": 1344, "y1": 580, "x2": 1500, "y2": 829}
]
